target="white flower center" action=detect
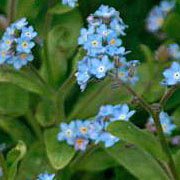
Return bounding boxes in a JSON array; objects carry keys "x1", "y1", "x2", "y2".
[
  {"x1": 98, "y1": 65, "x2": 105, "y2": 72},
  {"x1": 173, "y1": 72, "x2": 180, "y2": 80},
  {"x1": 119, "y1": 114, "x2": 126, "y2": 120},
  {"x1": 26, "y1": 32, "x2": 31, "y2": 36},
  {"x1": 65, "y1": 129, "x2": 72, "y2": 137}
]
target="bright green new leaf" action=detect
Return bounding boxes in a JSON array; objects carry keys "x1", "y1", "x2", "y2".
[
  {"x1": 107, "y1": 122, "x2": 166, "y2": 161},
  {"x1": 6, "y1": 141, "x2": 26, "y2": 180},
  {"x1": 44, "y1": 127, "x2": 75, "y2": 170}
]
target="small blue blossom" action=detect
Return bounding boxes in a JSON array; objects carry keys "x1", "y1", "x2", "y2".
[
  {"x1": 111, "y1": 104, "x2": 135, "y2": 122},
  {"x1": 106, "y1": 33, "x2": 122, "y2": 46},
  {"x1": 88, "y1": 121, "x2": 103, "y2": 140},
  {"x1": 96, "y1": 24, "x2": 113, "y2": 39},
  {"x1": 160, "y1": 1, "x2": 175, "y2": 13},
  {"x1": 16, "y1": 38, "x2": 35, "y2": 53},
  {"x1": 0, "y1": 18, "x2": 37, "y2": 69},
  {"x1": 110, "y1": 18, "x2": 128, "y2": 36},
  {"x1": 7, "y1": 53, "x2": 33, "y2": 70},
  {"x1": 57, "y1": 121, "x2": 76, "y2": 145},
  {"x1": 74, "y1": 137, "x2": 89, "y2": 151},
  {"x1": 21, "y1": 26, "x2": 37, "y2": 40},
  {"x1": 76, "y1": 120, "x2": 91, "y2": 138},
  {"x1": 89, "y1": 56, "x2": 114, "y2": 78},
  {"x1": 61, "y1": 0, "x2": 78, "y2": 8},
  {"x1": 167, "y1": 44, "x2": 180, "y2": 60},
  {"x1": 146, "y1": 1, "x2": 175, "y2": 33},
  {"x1": 78, "y1": 27, "x2": 95, "y2": 45},
  {"x1": 147, "y1": 112, "x2": 176, "y2": 135},
  {"x1": 37, "y1": 173, "x2": 55, "y2": 180},
  {"x1": 95, "y1": 132, "x2": 119, "y2": 148},
  {"x1": 13, "y1": 18, "x2": 28, "y2": 30},
  {"x1": 94, "y1": 5, "x2": 117, "y2": 18},
  {"x1": 146, "y1": 6, "x2": 165, "y2": 33},
  {"x1": 162, "y1": 62, "x2": 180, "y2": 85}
]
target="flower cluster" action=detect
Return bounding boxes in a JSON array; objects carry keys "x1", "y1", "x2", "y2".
[
  {"x1": 146, "y1": 0, "x2": 175, "y2": 33},
  {"x1": 76, "y1": 5, "x2": 139, "y2": 91},
  {"x1": 146, "y1": 111, "x2": 176, "y2": 135},
  {"x1": 37, "y1": 173, "x2": 55, "y2": 180},
  {"x1": 162, "y1": 61, "x2": 180, "y2": 85},
  {"x1": 57, "y1": 104, "x2": 135, "y2": 151},
  {"x1": 61, "y1": 0, "x2": 77, "y2": 8},
  {"x1": 167, "y1": 44, "x2": 180, "y2": 60},
  {"x1": 0, "y1": 18, "x2": 37, "y2": 69}
]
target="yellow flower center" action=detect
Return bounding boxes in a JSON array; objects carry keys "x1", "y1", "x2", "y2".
[
  {"x1": 76, "y1": 139, "x2": 84, "y2": 145},
  {"x1": 22, "y1": 42, "x2": 28, "y2": 48},
  {"x1": 80, "y1": 127, "x2": 87, "y2": 134},
  {"x1": 91, "y1": 40, "x2": 98, "y2": 47},
  {"x1": 155, "y1": 18, "x2": 164, "y2": 26},
  {"x1": 6, "y1": 40, "x2": 10, "y2": 45},
  {"x1": 2, "y1": 50, "x2": 6, "y2": 57},
  {"x1": 20, "y1": 54, "x2": 27, "y2": 60},
  {"x1": 118, "y1": 72, "x2": 124, "y2": 77},
  {"x1": 162, "y1": 125, "x2": 167, "y2": 131},
  {"x1": 109, "y1": 39, "x2": 115, "y2": 45}
]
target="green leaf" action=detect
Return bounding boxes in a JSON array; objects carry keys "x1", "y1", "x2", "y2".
[
  {"x1": 107, "y1": 122, "x2": 166, "y2": 161},
  {"x1": 174, "y1": 150, "x2": 180, "y2": 176},
  {"x1": 106, "y1": 141, "x2": 169, "y2": 180},
  {"x1": 0, "y1": 70, "x2": 51, "y2": 98},
  {"x1": 0, "y1": 117, "x2": 34, "y2": 145},
  {"x1": 140, "y1": 44, "x2": 154, "y2": 64},
  {"x1": 68, "y1": 78, "x2": 131, "y2": 120},
  {"x1": 6, "y1": 141, "x2": 26, "y2": 180},
  {"x1": 0, "y1": 83, "x2": 29, "y2": 116},
  {"x1": 35, "y1": 99, "x2": 56, "y2": 127},
  {"x1": 48, "y1": 4, "x2": 75, "y2": 15},
  {"x1": 44, "y1": 127, "x2": 75, "y2": 170},
  {"x1": 16, "y1": 142, "x2": 53, "y2": 179},
  {"x1": 75, "y1": 148, "x2": 118, "y2": 171},
  {"x1": 163, "y1": 12, "x2": 180, "y2": 40},
  {"x1": 45, "y1": 9, "x2": 82, "y2": 88}
]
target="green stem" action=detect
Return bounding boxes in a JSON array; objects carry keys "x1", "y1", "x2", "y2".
[
  {"x1": 152, "y1": 111, "x2": 179, "y2": 180},
  {"x1": 7, "y1": 0, "x2": 17, "y2": 24},
  {"x1": 160, "y1": 86, "x2": 178, "y2": 107},
  {"x1": 25, "y1": 111, "x2": 43, "y2": 140},
  {"x1": 116, "y1": 79, "x2": 178, "y2": 179}
]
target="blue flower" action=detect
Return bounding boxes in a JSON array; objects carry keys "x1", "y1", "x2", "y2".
[
  {"x1": 61, "y1": 0, "x2": 78, "y2": 8},
  {"x1": 1, "y1": 35, "x2": 14, "y2": 49},
  {"x1": 111, "y1": 104, "x2": 135, "y2": 122},
  {"x1": 146, "y1": 6, "x2": 165, "y2": 33},
  {"x1": 74, "y1": 137, "x2": 89, "y2": 151},
  {"x1": 95, "y1": 132, "x2": 119, "y2": 148},
  {"x1": 76, "y1": 120, "x2": 91, "y2": 138},
  {"x1": 160, "y1": 1, "x2": 175, "y2": 13},
  {"x1": 95, "y1": 5, "x2": 116, "y2": 18},
  {"x1": 147, "y1": 112, "x2": 176, "y2": 135},
  {"x1": 88, "y1": 120, "x2": 103, "y2": 140},
  {"x1": 167, "y1": 44, "x2": 180, "y2": 60},
  {"x1": 110, "y1": 18, "x2": 127, "y2": 36},
  {"x1": 159, "y1": 112, "x2": 176, "y2": 135},
  {"x1": 78, "y1": 27, "x2": 95, "y2": 45},
  {"x1": 106, "y1": 33, "x2": 122, "y2": 46},
  {"x1": 162, "y1": 62, "x2": 180, "y2": 85},
  {"x1": 75, "y1": 57, "x2": 91, "y2": 91},
  {"x1": 89, "y1": 55, "x2": 114, "y2": 78},
  {"x1": 16, "y1": 38, "x2": 35, "y2": 53},
  {"x1": 7, "y1": 53, "x2": 33, "y2": 69},
  {"x1": 37, "y1": 173, "x2": 55, "y2": 180},
  {"x1": 96, "y1": 24, "x2": 112, "y2": 39},
  {"x1": 13, "y1": 18, "x2": 28, "y2": 30},
  {"x1": 21, "y1": 26, "x2": 37, "y2": 40},
  {"x1": 57, "y1": 121, "x2": 77, "y2": 145},
  {"x1": 84, "y1": 34, "x2": 103, "y2": 51}
]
